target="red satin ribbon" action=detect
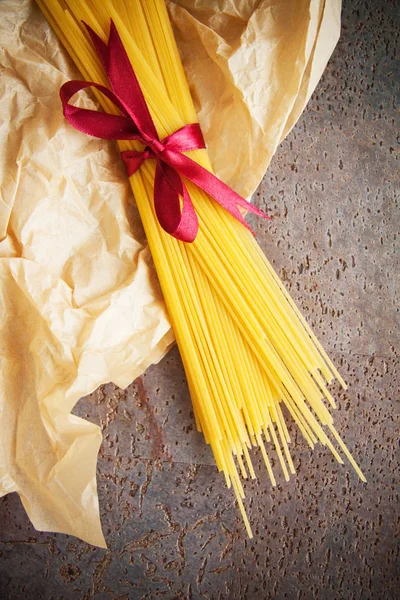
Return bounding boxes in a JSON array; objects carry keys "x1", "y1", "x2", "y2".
[{"x1": 60, "y1": 21, "x2": 269, "y2": 242}]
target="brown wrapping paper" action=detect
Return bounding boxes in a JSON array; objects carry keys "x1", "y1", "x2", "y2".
[
  {"x1": 167, "y1": 0, "x2": 342, "y2": 198},
  {"x1": 0, "y1": 0, "x2": 341, "y2": 546}
]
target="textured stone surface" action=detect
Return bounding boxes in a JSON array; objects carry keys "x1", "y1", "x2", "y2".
[{"x1": 0, "y1": 1, "x2": 399, "y2": 599}]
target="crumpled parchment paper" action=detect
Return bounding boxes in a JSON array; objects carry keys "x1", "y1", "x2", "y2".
[{"x1": 0, "y1": 0, "x2": 341, "y2": 546}]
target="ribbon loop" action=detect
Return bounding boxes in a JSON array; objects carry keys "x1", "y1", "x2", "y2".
[{"x1": 60, "y1": 20, "x2": 269, "y2": 242}]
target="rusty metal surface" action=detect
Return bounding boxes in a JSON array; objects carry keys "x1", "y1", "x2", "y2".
[{"x1": 0, "y1": 1, "x2": 399, "y2": 598}]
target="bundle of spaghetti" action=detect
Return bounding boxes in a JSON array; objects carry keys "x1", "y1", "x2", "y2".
[{"x1": 37, "y1": 0, "x2": 365, "y2": 536}]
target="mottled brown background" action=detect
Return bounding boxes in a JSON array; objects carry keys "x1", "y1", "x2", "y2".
[{"x1": 0, "y1": 0, "x2": 399, "y2": 598}]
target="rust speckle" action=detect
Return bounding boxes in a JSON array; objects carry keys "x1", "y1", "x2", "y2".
[
  {"x1": 59, "y1": 563, "x2": 81, "y2": 582},
  {"x1": 134, "y1": 377, "x2": 172, "y2": 461}
]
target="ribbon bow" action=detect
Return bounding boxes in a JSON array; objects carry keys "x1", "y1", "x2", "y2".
[{"x1": 60, "y1": 21, "x2": 269, "y2": 242}]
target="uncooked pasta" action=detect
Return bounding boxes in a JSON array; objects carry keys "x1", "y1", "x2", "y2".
[{"x1": 36, "y1": 0, "x2": 365, "y2": 537}]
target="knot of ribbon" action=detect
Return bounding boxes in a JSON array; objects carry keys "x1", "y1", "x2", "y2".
[{"x1": 60, "y1": 21, "x2": 269, "y2": 242}]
